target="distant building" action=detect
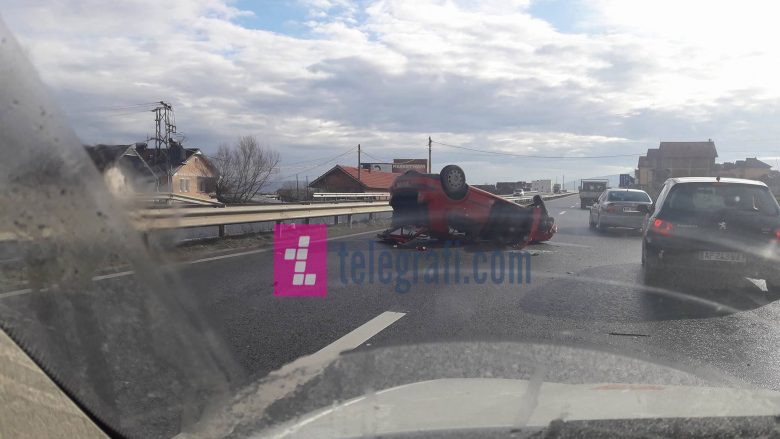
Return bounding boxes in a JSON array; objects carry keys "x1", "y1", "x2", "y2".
[
  {"x1": 493, "y1": 181, "x2": 529, "y2": 195},
  {"x1": 635, "y1": 140, "x2": 718, "y2": 197},
  {"x1": 84, "y1": 144, "x2": 157, "y2": 198},
  {"x1": 715, "y1": 157, "x2": 772, "y2": 180},
  {"x1": 473, "y1": 184, "x2": 497, "y2": 194},
  {"x1": 136, "y1": 142, "x2": 219, "y2": 201},
  {"x1": 309, "y1": 165, "x2": 401, "y2": 192},
  {"x1": 531, "y1": 179, "x2": 552, "y2": 193},
  {"x1": 758, "y1": 170, "x2": 780, "y2": 195}
]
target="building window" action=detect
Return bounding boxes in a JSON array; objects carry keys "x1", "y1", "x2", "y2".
[
  {"x1": 197, "y1": 177, "x2": 206, "y2": 193},
  {"x1": 179, "y1": 178, "x2": 190, "y2": 193}
]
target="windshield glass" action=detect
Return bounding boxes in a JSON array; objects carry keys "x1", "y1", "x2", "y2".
[
  {"x1": 5, "y1": 2, "x2": 780, "y2": 439},
  {"x1": 608, "y1": 191, "x2": 651, "y2": 202},
  {"x1": 664, "y1": 183, "x2": 779, "y2": 215}
]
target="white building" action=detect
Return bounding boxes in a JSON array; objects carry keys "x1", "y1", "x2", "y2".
[{"x1": 531, "y1": 179, "x2": 552, "y2": 193}]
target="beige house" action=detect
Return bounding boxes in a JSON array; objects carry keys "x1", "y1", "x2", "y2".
[
  {"x1": 138, "y1": 144, "x2": 218, "y2": 201},
  {"x1": 635, "y1": 141, "x2": 718, "y2": 197},
  {"x1": 716, "y1": 157, "x2": 772, "y2": 180}
]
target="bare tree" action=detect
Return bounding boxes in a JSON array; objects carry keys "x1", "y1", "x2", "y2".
[{"x1": 214, "y1": 136, "x2": 280, "y2": 203}]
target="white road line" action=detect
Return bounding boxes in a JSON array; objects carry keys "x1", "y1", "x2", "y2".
[
  {"x1": 0, "y1": 228, "x2": 388, "y2": 299},
  {"x1": 543, "y1": 241, "x2": 591, "y2": 248},
  {"x1": 0, "y1": 289, "x2": 32, "y2": 300},
  {"x1": 194, "y1": 310, "x2": 407, "y2": 438},
  {"x1": 559, "y1": 211, "x2": 567, "y2": 215},
  {"x1": 184, "y1": 247, "x2": 272, "y2": 264},
  {"x1": 91, "y1": 270, "x2": 135, "y2": 281},
  {"x1": 275, "y1": 311, "x2": 406, "y2": 377},
  {"x1": 747, "y1": 278, "x2": 768, "y2": 292}
]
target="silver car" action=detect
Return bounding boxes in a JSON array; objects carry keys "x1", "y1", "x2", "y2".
[{"x1": 589, "y1": 189, "x2": 652, "y2": 230}]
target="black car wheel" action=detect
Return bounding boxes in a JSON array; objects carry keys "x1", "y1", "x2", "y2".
[
  {"x1": 440, "y1": 165, "x2": 468, "y2": 200},
  {"x1": 642, "y1": 245, "x2": 663, "y2": 286}
]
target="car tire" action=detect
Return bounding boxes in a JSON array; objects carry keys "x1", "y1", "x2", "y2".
[
  {"x1": 440, "y1": 165, "x2": 468, "y2": 200},
  {"x1": 580, "y1": 201, "x2": 586, "y2": 209},
  {"x1": 642, "y1": 246, "x2": 662, "y2": 286}
]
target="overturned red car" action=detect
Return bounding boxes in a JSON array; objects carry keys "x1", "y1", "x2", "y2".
[{"x1": 379, "y1": 165, "x2": 555, "y2": 248}]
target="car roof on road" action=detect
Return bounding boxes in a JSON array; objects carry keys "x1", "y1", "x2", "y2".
[{"x1": 667, "y1": 177, "x2": 768, "y2": 187}]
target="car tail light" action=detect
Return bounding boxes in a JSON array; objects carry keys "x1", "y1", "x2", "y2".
[
  {"x1": 651, "y1": 218, "x2": 673, "y2": 236},
  {"x1": 775, "y1": 229, "x2": 780, "y2": 241},
  {"x1": 606, "y1": 204, "x2": 618, "y2": 213}
]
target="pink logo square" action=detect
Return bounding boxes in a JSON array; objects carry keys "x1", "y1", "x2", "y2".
[{"x1": 274, "y1": 224, "x2": 327, "y2": 297}]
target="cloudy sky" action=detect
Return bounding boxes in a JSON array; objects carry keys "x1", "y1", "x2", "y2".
[{"x1": 3, "y1": 0, "x2": 780, "y2": 185}]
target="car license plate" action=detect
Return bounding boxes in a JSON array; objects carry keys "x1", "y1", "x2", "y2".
[
  {"x1": 698, "y1": 251, "x2": 746, "y2": 263},
  {"x1": 623, "y1": 207, "x2": 638, "y2": 213}
]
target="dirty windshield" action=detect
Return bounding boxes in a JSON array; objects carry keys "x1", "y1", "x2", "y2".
[{"x1": 4, "y1": 2, "x2": 780, "y2": 439}]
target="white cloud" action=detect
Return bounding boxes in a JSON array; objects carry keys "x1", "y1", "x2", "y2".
[{"x1": 2, "y1": 0, "x2": 780, "y2": 184}]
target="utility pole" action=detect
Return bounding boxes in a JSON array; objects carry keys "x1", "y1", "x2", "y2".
[
  {"x1": 357, "y1": 144, "x2": 361, "y2": 182},
  {"x1": 296, "y1": 174, "x2": 299, "y2": 200},
  {"x1": 151, "y1": 101, "x2": 176, "y2": 192},
  {"x1": 428, "y1": 136, "x2": 432, "y2": 173}
]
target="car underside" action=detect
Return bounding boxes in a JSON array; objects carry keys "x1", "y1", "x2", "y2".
[{"x1": 379, "y1": 166, "x2": 555, "y2": 248}]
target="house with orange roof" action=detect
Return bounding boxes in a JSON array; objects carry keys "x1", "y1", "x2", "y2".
[{"x1": 309, "y1": 165, "x2": 402, "y2": 193}]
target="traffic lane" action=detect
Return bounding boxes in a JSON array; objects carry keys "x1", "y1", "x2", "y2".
[
  {"x1": 171, "y1": 199, "x2": 637, "y2": 383},
  {"x1": 549, "y1": 196, "x2": 645, "y2": 241},
  {"x1": 167, "y1": 217, "x2": 594, "y2": 382},
  {"x1": 359, "y1": 229, "x2": 780, "y2": 390},
  {"x1": 531, "y1": 194, "x2": 643, "y2": 276},
  {"x1": 171, "y1": 235, "x2": 407, "y2": 381}
]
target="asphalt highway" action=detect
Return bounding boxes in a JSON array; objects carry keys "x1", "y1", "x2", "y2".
[
  {"x1": 176, "y1": 194, "x2": 780, "y2": 389},
  {"x1": 6, "y1": 193, "x2": 780, "y2": 438}
]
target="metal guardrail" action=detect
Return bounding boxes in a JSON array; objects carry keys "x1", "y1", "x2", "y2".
[
  {"x1": 135, "y1": 192, "x2": 225, "y2": 207},
  {"x1": 132, "y1": 202, "x2": 393, "y2": 230},
  {"x1": 0, "y1": 193, "x2": 576, "y2": 241},
  {"x1": 313, "y1": 192, "x2": 390, "y2": 200},
  {"x1": 133, "y1": 192, "x2": 573, "y2": 231}
]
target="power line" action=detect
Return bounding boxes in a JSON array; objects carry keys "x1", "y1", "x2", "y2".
[
  {"x1": 273, "y1": 146, "x2": 358, "y2": 182},
  {"x1": 430, "y1": 139, "x2": 645, "y2": 159},
  {"x1": 89, "y1": 102, "x2": 161, "y2": 113},
  {"x1": 361, "y1": 151, "x2": 386, "y2": 161},
  {"x1": 280, "y1": 146, "x2": 359, "y2": 167}
]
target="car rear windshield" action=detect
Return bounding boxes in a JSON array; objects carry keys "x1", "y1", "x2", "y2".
[
  {"x1": 607, "y1": 191, "x2": 651, "y2": 202},
  {"x1": 663, "y1": 183, "x2": 779, "y2": 215}
]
